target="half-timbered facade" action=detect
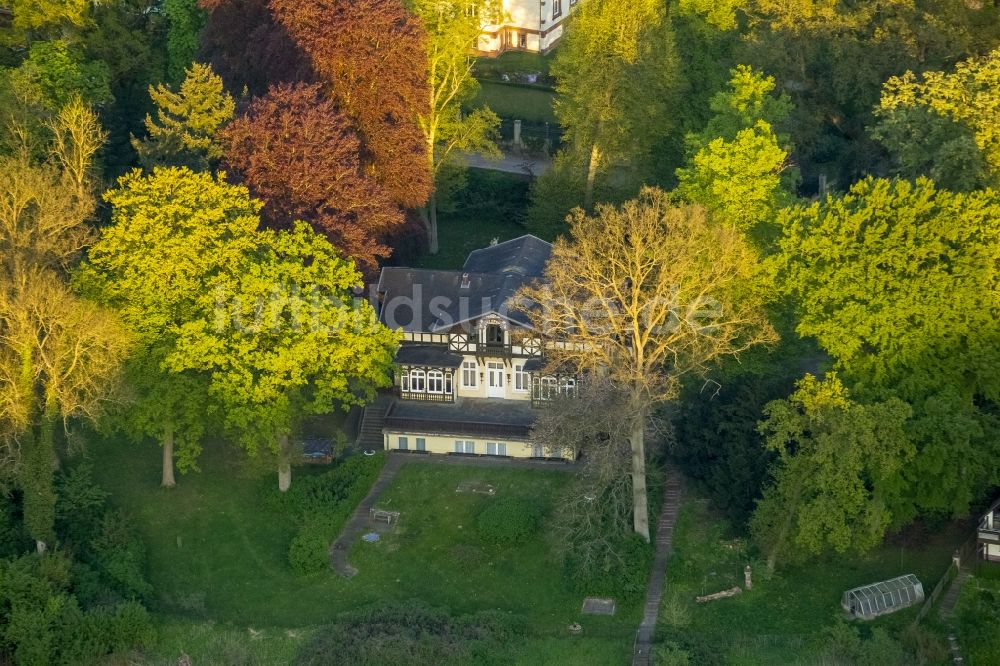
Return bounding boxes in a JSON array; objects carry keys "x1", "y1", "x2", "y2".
[{"x1": 372, "y1": 235, "x2": 577, "y2": 460}]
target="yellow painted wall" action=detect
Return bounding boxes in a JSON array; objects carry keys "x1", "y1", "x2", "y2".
[{"x1": 382, "y1": 430, "x2": 573, "y2": 460}]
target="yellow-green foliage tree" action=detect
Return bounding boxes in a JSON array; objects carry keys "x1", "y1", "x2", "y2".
[
  {"x1": 873, "y1": 48, "x2": 1000, "y2": 190},
  {"x1": 89, "y1": 168, "x2": 399, "y2": 492},
  {"x1": 410, "y1": 0, "x2": 501, "y2": 254},
  {"x1": 132, "y1": 63, "x2": 235, "y2": 171},
  {"x1": 0, "y1": 102, "x2": 128, "y2": 553},
  {"x1": 550, "y1": 0, "x2": 682, "y2": 209},
  {"x1": 677, "y1": 65, "x2": 797, "y2": 236},
  {"x1": 775, "y1": 177, "x2": 1000, "y2": 521},
  {"x1": 752, "y1": 374, "x2": 913, "y2": 571}
]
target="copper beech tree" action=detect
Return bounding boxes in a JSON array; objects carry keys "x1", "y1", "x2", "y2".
[
  {"x1": 222, "y1": 83, "x2": 404, "y2": 274},
  {"x1": 519, "y1": 188, "x2": 776, "y2": 540},
  {"x1": 270, "y1": 0, "x2": 432, "y2": 210}
]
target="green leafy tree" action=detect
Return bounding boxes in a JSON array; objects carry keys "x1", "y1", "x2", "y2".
[
  {"x1": 82, "y1": 167, "x2": 262, "y2": 487},
  {"x1": 751, "y1": 374, "x2": 913, "y2": 570},
  {"x1": 131, "y1": 62, "x2": 234, "y2": 170},
  {"x1": 550, "y1": 0, "x2": 682, "y2": 209},
  {"x1": 173, "y1": 221, "x2": 399, "y2": 491},
  {"x1": 775, "y1": 177, "x2": 1000, "y2": 520},
  {"x1": 1, "y1": 0, "x2": 92, "y2": 47},
  {"x1": 409, "y1": 0, "x2": 501, "y2": 254},
  {"x1": 164, "y1": 0, "x2": 207, "y2": 83},
  {"x1": 873, "y1": 48, "x2": 1000, "y2": 190},
  {"x1": 677, "y1": 65, "x2": 796, "y2": 236}
]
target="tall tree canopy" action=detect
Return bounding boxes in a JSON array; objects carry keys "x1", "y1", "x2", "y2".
[
  {"x1": 751, "y1": 374, "x2": 913, "y2": 570},
  {"x1": 132, "y1": 62, "x2": 234, "y2": 171},
  {"x1": 270, "y1": 0, "x2": 432, "y2": 210},
  {"x1": 222, "y1": 83, "x2": 404, "y2": 275},
  {"x1": 677, "y1": 65, "x2": 797, "y2": 236},
  {"x1": 549, "y1": 0, "x2": 682, "y2": 209},
  {"x1": 775, "y1": 177, "x2": 1000, "y2": 519},
  {"x1": 873, "y1": 48, "x2": 1000, "y2": 190},
  {"x1": 520, "y1": 188, "x2": 775, "y2": 539}
]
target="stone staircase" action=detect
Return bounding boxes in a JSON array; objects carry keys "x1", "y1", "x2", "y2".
[
  {"x1": 355, "y1": 393, "x2": 393, "y2": 451},
  {"x1": 633, "y1": 469, "x2": 685, "y2": 666}
]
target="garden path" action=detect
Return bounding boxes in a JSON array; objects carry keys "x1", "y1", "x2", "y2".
[{"x1": 632, "y1": 467, "x2": 684, "y2": 666}]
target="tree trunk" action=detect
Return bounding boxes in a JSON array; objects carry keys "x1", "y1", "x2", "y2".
[
  {"x1": 629, "y1": 411, "x2": 650, "y2": 542},
  {"x1": 277, "y1": 432, "x2": 292, "y2": 492},
  {"x1": 161, "y1": 423, "x2": 176, "y2": 488},
  {"x1": 427, "y1": 191, "x2": 439, "y2": 255},
  {"x1": 584, "y1": 141, "x2": 601, "y2": 211}
]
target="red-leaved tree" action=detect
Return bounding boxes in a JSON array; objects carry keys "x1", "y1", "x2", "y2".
[
  {"x1": 269, "y1": 0, "x2": 432, "y2": 210},
  {"x1": 222, "y1": 83, "x2": 404, "y2": 274},
  {"x1": 199, "y1": 0, "x2": 313, "y2": 96}
]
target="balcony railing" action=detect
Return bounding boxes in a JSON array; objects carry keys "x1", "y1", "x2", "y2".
[{"x1": 397, "y1": 389, "x2": 455, "y2": 403}]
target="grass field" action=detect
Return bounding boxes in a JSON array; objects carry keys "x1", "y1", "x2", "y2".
[
  {"x1": 90, "y1": 439, "x2": 636, "y2": 663},
  {"x1": 471, "y1": 81, "x2": 558, "y2": 124},
  {"x1": 657, "y1": 495, "x2": 963, "y2": 663}
]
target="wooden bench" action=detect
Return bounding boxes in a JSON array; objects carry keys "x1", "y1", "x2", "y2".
[{"x1": 370, "y1": 508, "x2": 400, "y2": 525}]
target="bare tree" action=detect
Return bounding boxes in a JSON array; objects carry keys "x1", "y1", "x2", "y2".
[{"x1": 519, "y1": 188, "x2": 776, "y2": 540}]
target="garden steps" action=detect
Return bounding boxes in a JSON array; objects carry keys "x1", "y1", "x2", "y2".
[
  {"x1": 354, "y1": 394, "x2": 393, "y2": 451},
  {"x1": 939, "y1": 568, "x2": 970, "y2": 619},
  {"x1": 632, "y1": 468, "x2": 684, "y2": 666}
]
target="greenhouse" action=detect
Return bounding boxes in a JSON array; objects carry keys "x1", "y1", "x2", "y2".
[{"x1": 841, "y1": 574, "x2": 924, "y2": 619}]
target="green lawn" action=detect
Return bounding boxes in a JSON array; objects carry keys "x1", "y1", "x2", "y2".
[
  {"x1": 475, "y1": 51, "x2": 555, "y2": 78},
  {"x1": 657, "y1": 495, "x2": 963, "y2": 663},
  {"x1": 414, "y1": 169, "x2": 537, "y2": 271},
  {"x1": 470, "y1": 81, "x2": 557, "y2": 124},
  {"x1": 90, "y1": 439, "x2": 636, "y2": 663}
]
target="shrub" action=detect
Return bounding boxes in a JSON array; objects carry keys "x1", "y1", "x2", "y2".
[
  {"x1": 89, "y1": 511, "x2": 152, "y2": 599},
  {"x1": 563, "y1": 533, "x2": 653, "y2": 601},
  {"x1": 288, "y1": 513, "x2": 339, "y2": 574},
  {"x1": 284, "y1": 453, "x2": 386, "y2": 574},
  {"x1": 293, "y1": 600, "x2": 524, "y2": 666},
  {"x1": 476, "y1": 497, "x2": 541, "y2": 546}
]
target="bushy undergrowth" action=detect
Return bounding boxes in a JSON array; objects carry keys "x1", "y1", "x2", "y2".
[
  {"x1": 0, "y1": 463, "x2": 154, "y2": 664},
  {"x1": 275, "y1": 453, "x2": 386, "y2": 574},
  {"x1": 476, "y1": 497, "x2": 541, "y2": 547},
  {"x1": 293, "y1": 600, "x2": 526, "y2": 666}
]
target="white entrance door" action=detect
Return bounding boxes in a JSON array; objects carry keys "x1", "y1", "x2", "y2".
[{"x1": 487, "y1": 362, "x2": 505, "y2": 398}]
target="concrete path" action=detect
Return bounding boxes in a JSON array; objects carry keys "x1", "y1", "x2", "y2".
[
  {"x1": 328, "y1": 452, "x2": 576, "y2": 577},
  {"x1": 460, "y1": 150, "x2": 551, "y2": 177},
  {"x1": 633, "y1": 468, "x2": 684, "y2": 666}
]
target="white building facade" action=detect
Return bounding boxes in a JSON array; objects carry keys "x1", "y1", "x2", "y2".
[{"x1": 477, "y1": 0, "x2": 579, "y2": 55}]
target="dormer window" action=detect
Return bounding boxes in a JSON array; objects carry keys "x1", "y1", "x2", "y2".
[
  {"x1": 485, "y1": 324, "x2": 504, "y2": 346},
  {"x1": 460, "y1": 273, "x2": 471, "y2": 289}
]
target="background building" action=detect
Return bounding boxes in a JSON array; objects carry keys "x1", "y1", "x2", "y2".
[{"x1": 477, "y1": 0, "x2": 579, "y2": 56}]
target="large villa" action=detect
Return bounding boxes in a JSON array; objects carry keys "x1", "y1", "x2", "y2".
[{"x1": 358, "y1": 235, "x2": 578, "y2": 460}]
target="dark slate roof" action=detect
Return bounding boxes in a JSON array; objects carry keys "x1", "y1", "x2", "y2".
[
  {"x1": 394, "y1": 344, "x2": 464, "y2": 368},
  {"x1": 383, "y1": 398, "x2": 537, "y2": 439},
  {"x1": 462, "y1": 235, "x2": 551, "y2": 277},
  {"x1": 376, "y1": 235, "x2": 552, "y2": 334}
]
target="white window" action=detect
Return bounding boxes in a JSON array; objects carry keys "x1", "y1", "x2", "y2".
[
  {"x1": 445, "y1": 372, "x2": 453, "y2": 395},
  {"x1": 398, "y1": 436, "x2": 408, "y2": 450},
  {"x1": 409, "y1": 369, "x2": 426, "y2": 392},
  {"x1": 462, "y1": 361, "x2": 478, "y2": 388},
  {"x1": 486, "y1": 442, "x2": 507, "y2": 456},
  {"x1": 427, "y1": 370, "x2": 444, "y2": 394},
  {"x1": 416, "y1": 437, "x2": 426, "y2": 451},
  {"x1": 401, "y1": 372, "x2": 409, "y2": 392},
  {"x1": 559, "y1": 377, "x2": 577, "y2": 397},
  {"x1": 552, "y1": 0, "x2": 562, "y2": 19},
  {"x1": 540, "y1": 376, "x2": 558, "y2": 400},
  {"x1": 514, "y1": 364, "x2": 529, "y2": 392},
  {"x1": 454, "y1": 440, "x2": 475, "y2": 454}
]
